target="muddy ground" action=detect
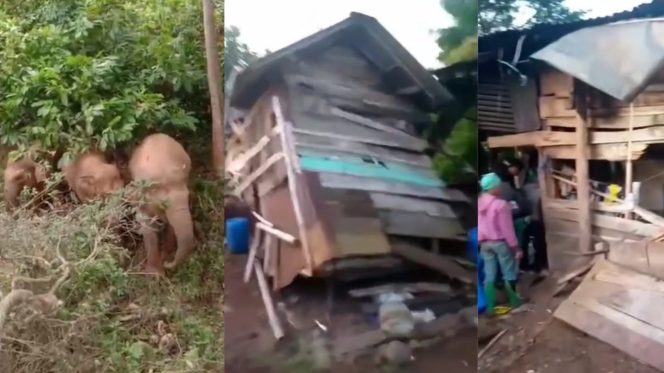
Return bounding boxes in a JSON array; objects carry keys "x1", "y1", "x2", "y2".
[
  {"x1": 224, "y1": 254, "x2": 477, "y2": 372},
  {"x1": 479, "y1": 275, "x2": 658, "y2": 373}
]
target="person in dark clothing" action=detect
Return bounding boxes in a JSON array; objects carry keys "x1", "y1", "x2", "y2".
[{"x1": 504, "y1": 158, "x2": 549, "y2": 275}]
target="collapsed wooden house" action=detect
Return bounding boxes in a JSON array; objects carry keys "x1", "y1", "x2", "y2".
[
  {"x1": 226, "y1": 12, "x2": 474, "y2": 290},
  {"x1": 476, "y1": 2, "x2": 664, "y2": 370}
]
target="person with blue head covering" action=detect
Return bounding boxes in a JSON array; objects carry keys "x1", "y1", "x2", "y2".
[{"x1": 478, "y1": 172, "x2": 522, "y2": 314}]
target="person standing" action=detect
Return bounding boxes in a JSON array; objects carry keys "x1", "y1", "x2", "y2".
[
  {"x1": 504, "y1": 158, "x2": 549, "y2": 275},
  {"x1": 478, "y1": 172, "x2": 523, "y2": 315}
]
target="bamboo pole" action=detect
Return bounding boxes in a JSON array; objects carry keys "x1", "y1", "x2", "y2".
[{"x1": 202, "y1": 0, "x2": 225, "y2": 178}]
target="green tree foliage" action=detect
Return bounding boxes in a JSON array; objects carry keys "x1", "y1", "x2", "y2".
[
  {"x1": 224, "y1": 26, "x2": 258, "y2": 82},
  {"x1": 0, "y1": 0, "x2": 221, "y2": 160},
  {"x1": 433, "y1": 108, "x2": 478, "y2": 184},
  {"x1": 433, "y1": 1, "x2": 478, "y2": 184},
  {"x1": 437, "y1": 0, "x2": 478, "y2": 65},
  {"x1": 479, "y1": 0, "x2": 586, "y2": 35}
]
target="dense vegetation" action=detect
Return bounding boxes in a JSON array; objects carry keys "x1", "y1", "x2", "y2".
[
  {"x1": 0, "y1": 0, "x2": 219, "y2": 160},
  {"x1": 0, "y1": 1, "x2": 225, "y2": 372}
]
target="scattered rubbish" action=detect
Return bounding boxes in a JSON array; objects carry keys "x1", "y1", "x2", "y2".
[
  {"x1": 379, "y1": 299, "x2": 415, "y2": 338},
  {"x1": 314, "y1": 319, "x2": 328, "y2": 332},
  {"x1": 411, "y1": 309, "x2": 436, "y2": 324},
  {"x1": 376, "y1": 340, "x2": 413, "y2": 365},
  {"x1": 310, "y1": 329, "x2": 332, "y2": 369}
]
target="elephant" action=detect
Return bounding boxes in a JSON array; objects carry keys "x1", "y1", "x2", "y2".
[
  {"x1": 128, "y1": 133, "x2": 194, "y2": 276},
  {"x1": 3, "y1": 159, "x2": 47, "y2": 210},
  {"x1": 63, "y1": 152, "x2": 124, "y2": 203}
]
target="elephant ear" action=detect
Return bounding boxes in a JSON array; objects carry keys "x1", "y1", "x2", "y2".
[{"x1": 77, "y1": 175, "x2": 97, "y2": 201}]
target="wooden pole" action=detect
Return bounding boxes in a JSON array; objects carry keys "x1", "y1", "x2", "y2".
[
  {"x1": 576, "y1": 112, "x2": 592, "y2": 254},
  {"x1": 624, "y1": 103, "x2": 635, "y2": 219},
  {"x1": 254, "y1": 261, "x2": 285, "y2": 340},
  {"x1": 202, "y1": 0, "x2": 225, "y2": 178}
]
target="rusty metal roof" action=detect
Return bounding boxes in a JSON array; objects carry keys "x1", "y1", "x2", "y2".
[{"x1": 230, "y1": 12, "x2": 453, "y2": 111}]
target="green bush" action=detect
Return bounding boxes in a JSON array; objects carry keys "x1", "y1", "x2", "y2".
[{"x1": 0, "y1": 0, "x2": 219, "y2": 160}]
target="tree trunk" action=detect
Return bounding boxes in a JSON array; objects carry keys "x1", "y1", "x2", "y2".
[{"x1": 202, "y1": 0, "x2": 225, "y2": 178}]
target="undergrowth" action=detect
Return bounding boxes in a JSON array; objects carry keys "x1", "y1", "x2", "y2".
[{"x1": 0, "y1": 173, "x2": 224, "y2": 373}]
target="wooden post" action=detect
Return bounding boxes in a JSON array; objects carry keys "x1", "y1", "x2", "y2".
[
  {"x1": 575, "y1": 112, "x2": 592, "y2": 254},
  {"x1": 624, "y1": 103, "x2": 635, "y2": 219},
  {"x1": 202, "y1": 0, "x2": 225, "y2": 178}
]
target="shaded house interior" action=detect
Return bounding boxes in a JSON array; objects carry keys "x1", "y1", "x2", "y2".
[
  {"x1": 469, "y1": 1, "x2": 664, "y2": 368},
  {"x1": 227, "y1": 12, "x2": 474, "y2": 289}
]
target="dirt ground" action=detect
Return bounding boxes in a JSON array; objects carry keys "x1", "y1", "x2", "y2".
[
  {"x1": 224, "y1": 254, "x2": 477, "y2": 372},
  {"x1": 479, "y1": 275, "x2": 658, "y2": 373}
]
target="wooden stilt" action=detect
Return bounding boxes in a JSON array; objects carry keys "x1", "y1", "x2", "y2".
[{"x1": 575, "y1": 112, "x2": 592, "y2": 254}]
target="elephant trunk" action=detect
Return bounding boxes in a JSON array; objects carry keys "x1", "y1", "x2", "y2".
[
  {"x1": 3, "y1": 185, "x2": 19, "y2": 209},
  {"x1": 163, "y1": 198, "x2": 195, "y2": 270}
]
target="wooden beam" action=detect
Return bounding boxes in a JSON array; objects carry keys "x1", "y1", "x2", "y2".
[
  {"x1": 488, "y1": 126, "x2": 664, "y2": 149},
  {"x1": 391, "y1": 241, "x2": 475, "y2": 284},
  {"x1": 576, "y1": 114, "x2": 592, "y2": 254},
  {"x1": 232, "y1": 152, "x2": 285, "y2": 196},
  {"x1": 272, "y1": 96, "x2": 314, "y2": 276},
  {"x1": 542, "y1": 143, "x2": 646, "y2": 161}
]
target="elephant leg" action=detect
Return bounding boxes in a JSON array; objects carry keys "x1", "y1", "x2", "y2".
[
  {"x1": 161, "y1": 224, "x2": 177, "y2": 264},
  {"x1": 163, "y1": 190, "x2": 196, "y2": 270},
  {"x1": 137, "y1": 211, "x2": 164, "y2": 277}
]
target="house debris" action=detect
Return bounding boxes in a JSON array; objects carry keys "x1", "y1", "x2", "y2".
[
  {"x1": 474, "y1": 2, "x2": 664, "y2": 370},
  {"x1": 224, "y1": 12, "x2": 477, "y2": 364},
  {"x1": 226, "y1": 12, "x2": 474, "y2": 288}
]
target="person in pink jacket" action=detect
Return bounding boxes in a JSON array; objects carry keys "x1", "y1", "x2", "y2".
[{"x1": 478, "y1": 172, "x2": 522, "y2": 314}]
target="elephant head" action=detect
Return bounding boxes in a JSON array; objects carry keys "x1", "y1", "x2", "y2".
[
  {"x1": 65, "y1": 153, "x2": 124, "y2": 203},
  {"x1": 3, "y1": 159, "x2": 47, "y2": 209}
]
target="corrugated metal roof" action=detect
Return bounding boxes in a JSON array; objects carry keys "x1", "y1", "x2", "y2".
[{"x1": 479, "y1": 1, "x2": 664, "y2": 52}]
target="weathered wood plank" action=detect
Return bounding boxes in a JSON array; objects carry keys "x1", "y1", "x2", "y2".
[
  {"x1": 377, "y1": 210, "x2": 466, "y2": 240},
  {"x1": 545, "y1": 111, "x2": 664, "y2": 129},
  {"x1": 391, "y1": 240, "x2": 475, "y2": 284},
  {"x1": 542, "y1": 143, "x2": 647, "y2": 160},
  {"x1": 370, "y1": 192, "x2": 458, "y2": 218},
  {"x1": 294, "y1": 132, "x2": 432, "y2": 168},
  {"x1": 488, "y1": 127, "x2": 664, "y2": 149},
  {"x1": 318, "y1": 172, "x2": 469, "y2": 202},
  {"x1": 545, "y1": 205, "x2": 659, "y2": 237},
  {"x1": 555, "y1": 259, "x2": 664, "y2": 372}
]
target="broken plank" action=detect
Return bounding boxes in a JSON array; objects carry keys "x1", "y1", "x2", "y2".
[
  {"x1": 391, "y1": 240, "x2": 476, "y2": 284},
  {"x1": 233, "y1": 152, "x2": 285, "y2": 195},
  {"x1": 227, "y1": 125, "x2": 282, "y2": 174}
]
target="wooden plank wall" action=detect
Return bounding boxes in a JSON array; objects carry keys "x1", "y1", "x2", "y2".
[{"x1": 536, "y1": 67, "x2": 664, "y2": 274}]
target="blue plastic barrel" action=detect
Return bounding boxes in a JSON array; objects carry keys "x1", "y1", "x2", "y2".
[{"x1": 226, "y1": 217, "x2": 250, "y2": 255}]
